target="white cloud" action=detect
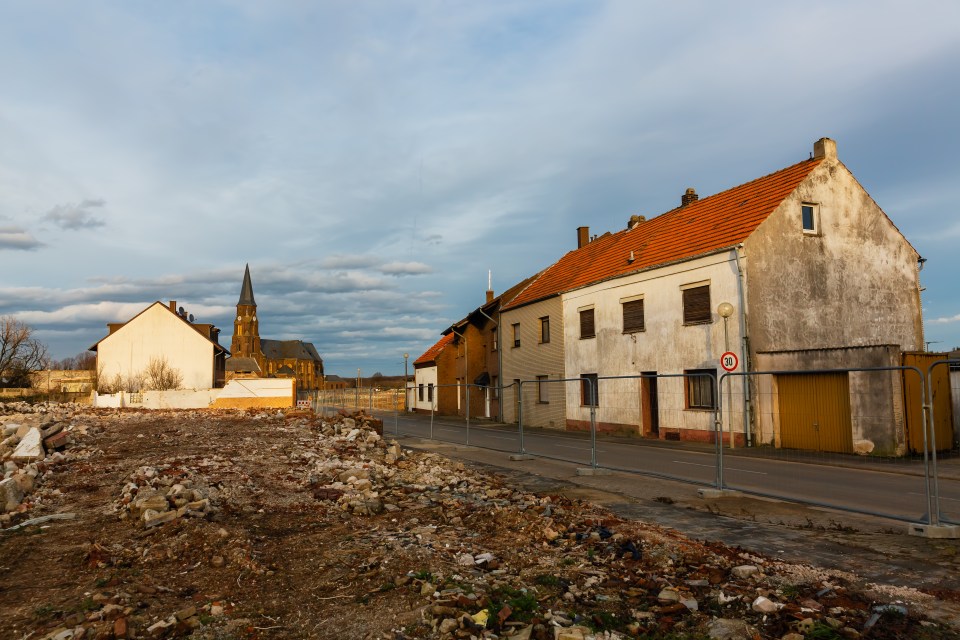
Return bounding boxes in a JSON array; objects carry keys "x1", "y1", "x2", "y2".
[
  {"x1": 380, "y1": 261, "x2": 432, "y2": 275},
  {"x1": 0, "y1": 226, "x2": 42, "y2": 250}
]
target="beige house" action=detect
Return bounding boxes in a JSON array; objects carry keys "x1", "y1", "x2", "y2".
[
  {"x1": 91, "y1": 301, "x2": 228, "y2": 391},
  {"x1": 502, "y1": 138, "x2": 927, "y2": 455}
]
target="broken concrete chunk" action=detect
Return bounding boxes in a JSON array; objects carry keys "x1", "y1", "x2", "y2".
[
  {"x1": 0, "y1": 477, "x2": 25, "y2": 512},
  {"x1": 11, "y1": 427, "x2": 44, "y2": 462}
]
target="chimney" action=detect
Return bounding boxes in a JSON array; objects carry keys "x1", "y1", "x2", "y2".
[
  {"x1": 681, "y1": 188, "x2": 698, "y2": 206},
  {"x1": 486, "y1": 270, "x2": 494, "y2": 303},
  {"x1": 813, "y1": 137, "x2": 837, "y2": 160},
  {"x1": 628, "y1": 214, "x2": 646, "y2": 230},
  {"x1": 169, "y1": 300, "x2": 177, "y2": 313},
  {"x1": 577, "y1": 226, "x2": 590, "y2": 248},
  {"x1": 486, "y1": 289, "x2": 494, "y2": 303}
]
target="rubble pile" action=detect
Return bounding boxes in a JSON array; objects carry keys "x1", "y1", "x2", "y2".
[{"x1": 0, "y1": 405, "x2": 956, "y2": 640}]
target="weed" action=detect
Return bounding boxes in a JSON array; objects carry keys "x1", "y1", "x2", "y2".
[
  {"x1": 33, "y1": 604, "x2": 56, "y2": 620},
  {"x1": 806, "y1": 623, "x2": 843, "y2": 640},
  {"x1": 94, "y1": 576, "x2": 110, "y2": 588},
  {"x1": 653, "y1": 496, "x2": 675, "y2": 505},
  {"x1": 412, "y1": 569, "x2": 434, "y2": 582},
  {"x1": 486, "y1": 585, "x2": 538, "y2": 622},
  {"x1": 379, "y1": 582, "x2": 396, "y2": 592},
  {"x1": 534, "y1": 573, "x2": 561, "y2": 587},
  {"x1": 779, "y1": 583, "x2": 801, "y2": 599},
  {"x1": 74, "y1": 597, "x2": 98, "y2": 612},
  {"x1": 199, "y1": 614, "x2": 215, "y2": 625}
]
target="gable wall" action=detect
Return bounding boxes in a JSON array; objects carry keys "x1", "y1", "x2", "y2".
[
  {"x1": 744, "y1": 160, "x2": 922, "y2": 354},
  {"x1": 97, "y1": 304, "x2": 215, "y2": 390}
]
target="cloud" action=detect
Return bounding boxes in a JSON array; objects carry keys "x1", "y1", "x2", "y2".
[
  {"x1": 931, "y1": 314, "x2": 960, "y2": 325},
  {"x1": 43, "y1": 200, "x2": 107, "y2": 230},
  {"x1": 380, "y1": 261, "x2": 432, "y2": 275},
  {"x1": 0, "y1": 226, "x2": 43, "y2": 250}
]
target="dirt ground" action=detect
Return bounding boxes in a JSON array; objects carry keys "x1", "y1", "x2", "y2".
[{"x1": 2, "y1": 405, "x2": 960, "y2": 640}]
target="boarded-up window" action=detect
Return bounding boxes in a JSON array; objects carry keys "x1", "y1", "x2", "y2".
[
  {"x1": 683, "y1": 285, "x2": 711, "y2": 324},
  {"x1": 580, "y1": 308, "x2": 595, "y2": 339},
  {"x1": 622, "y1": 299, "x2": 645, "y2": 333}
]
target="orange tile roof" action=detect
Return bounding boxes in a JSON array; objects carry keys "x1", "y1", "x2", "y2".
[
  {"x1": 505, "y1": 157, "x2": 823, "y2": 310},
  {"x1": 414, "y1": 332, "x2": 454, "y2": 366}
]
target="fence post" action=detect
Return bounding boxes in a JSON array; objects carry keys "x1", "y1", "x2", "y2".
[
  {"x1": 715, "y1": 373, "x2": 724, "y2": 490},
  {"x1": 466, "y1": 384, "x2": 471, "y2": 444},
  {"x1": 590, "y1": 378, "x2": 598, "y2": 469},
  {"x1": 518, "y1": 382, "x2": 525, "y2": 454},
  {"x1": 430, "y1": 394, "x2": 435, "y2": 440},
  {"x1": 394, "y1": 389, "x2": 400, "y2": 436}
]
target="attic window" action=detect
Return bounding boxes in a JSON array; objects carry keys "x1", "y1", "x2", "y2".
[{"x1": 802, "y1": 203, "x2": 819, "y2": 234}]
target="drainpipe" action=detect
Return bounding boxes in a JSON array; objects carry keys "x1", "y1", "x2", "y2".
[
  {"x1": 734, "y1": 245, "x2": 753, "y2": 446},
  {"x1": 477, "y1": 307, "x2": 501, "y2": 421}
]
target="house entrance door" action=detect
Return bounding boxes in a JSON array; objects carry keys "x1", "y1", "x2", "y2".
[
  {"x1": 777, "y1": 373, "x2": 853, "y2": 453},
  {"x1": 641, "y1": 372, "x2": 659, "y2": 437}
]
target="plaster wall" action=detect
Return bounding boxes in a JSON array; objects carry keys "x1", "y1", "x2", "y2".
[
  {"x1": 97, "y1": 304, "x2": 216, "y2": 390},
  {"x1": 500, "y1": 296, "x2": 566, "y2": 428},
  {"x1": 744, "y1": 160, "x2": 922, "y2": 354},
  {"x1": 562, "y1": 252, "x2": 743, "y2": 438},
  {"x1": 412, "y1": 364, "x2": 438, "y2": 413}
]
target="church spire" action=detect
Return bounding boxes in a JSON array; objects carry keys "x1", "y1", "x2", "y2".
[{"x1": 238, "y1": 263, "x2": 256, "y2": 306}]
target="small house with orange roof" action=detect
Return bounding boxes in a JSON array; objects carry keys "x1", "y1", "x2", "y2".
[
  {"x1": 501, "y1": 138, "x2": 925, "y2": 455},
  {"x1": 412, "y1": 333, "x2": 455, "y2": 414}
]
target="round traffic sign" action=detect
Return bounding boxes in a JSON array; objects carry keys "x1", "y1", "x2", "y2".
[{"x1": 720, "y1": 351, "x2": 739, "y2": 372}]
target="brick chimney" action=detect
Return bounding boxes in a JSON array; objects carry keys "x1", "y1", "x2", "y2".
[
  {"x1": 486, "y1": 289, "x2": 494, "y2": 303},
  {"x1": 169, "y1": 300, "x2": 177, "y2": 313},
  {"x1": 485, "y1": 270, "x2": 494, "y2": 303},
  {"x1": 628, "y1": 214, "x2": 646, "y2": 230},
  {"x1": 813, "y1": 137, "x2": 837, "y2": 160},
  {"x1": 681, "y1": 188, "x2": 698, "y2": 206},
  {"x1": 577, "y1": 226, "x2": 590, "y2": 248}
]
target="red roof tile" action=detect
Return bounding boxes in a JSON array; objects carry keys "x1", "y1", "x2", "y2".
[
  {"x1": 414, "y1": 333, "x2": 454, "y2": 366},
  {"x1": 505, "y1": 157, "x2": 823, "y2": 310}
]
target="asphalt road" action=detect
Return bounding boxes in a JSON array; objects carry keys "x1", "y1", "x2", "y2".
[{"x1": 360, "y1": 409, "x2": 960, "y2": 525}]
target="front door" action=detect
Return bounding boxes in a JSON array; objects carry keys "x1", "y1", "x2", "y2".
[{"x1": 641, "y1": 371, "x2": 659, "y2": 437}]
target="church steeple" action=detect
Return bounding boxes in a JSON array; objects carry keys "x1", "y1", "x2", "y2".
[
  {"x1": 231, "y1": 264, "x2": 262, "y2": 367},
  {"x1": 238, "y1": 263, "x2": 256, "y2": 306}
]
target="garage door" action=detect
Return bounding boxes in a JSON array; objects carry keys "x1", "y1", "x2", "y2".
[{"x1": 777, "y1": 373, "x2": 853, "y2": 453}]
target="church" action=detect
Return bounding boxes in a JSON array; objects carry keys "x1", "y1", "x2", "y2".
[{"x1": 227, "y1": 265, "x2": 324, "y2": 391}]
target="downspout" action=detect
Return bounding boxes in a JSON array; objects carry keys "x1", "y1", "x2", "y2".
[
  {"x1": 734, "y1": 245, "x2": 752, "y2": 446},
  {"x1": 477, "y1": 307, "x2": 501, "y2": 421}
]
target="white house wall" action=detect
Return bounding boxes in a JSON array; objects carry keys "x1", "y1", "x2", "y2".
[
  {"x1": 562, "y1": 251, "x2": 744, "y2": 440},
  {"x1": 500, "y1": 296, "x2": 566, "y2": 428},
  {"x1": 97, "y1": 304, "x2": 216, "y2": 390},
  {"x1": 413, "y1": 365, "x2": 438, "y2": 412}
]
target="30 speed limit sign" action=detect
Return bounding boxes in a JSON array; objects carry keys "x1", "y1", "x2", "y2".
[{"x1": 720, "y1": 351, "x2": 739, "y2": 372}]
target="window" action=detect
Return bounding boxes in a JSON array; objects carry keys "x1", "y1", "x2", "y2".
[
  {"x1": 427, "y1": 383, "x2": 434, "y2": 403},
  {"x1": 682, "y1": 284, "x2": 711, "y2": 325},
  {"x1": 512, "y1": 323, "x2": 521, "y2": 348},
  {"x1": 685, "y1": 369, "x2": 717, "y2": 410},
  {"x1": 622, "y1": 298, "x2": 645, "y2": 333},
  {"x1": 580, "y1": 308, "x2": 596, "y2": 339},
  {"x1": 419, "y1": 384, "x2": 424, "y2": 401},
  {"x1": 537, "y1": 375, "x2": 549, "y2": 403},
  {"x1": 491, "y1": 375, "x2": 499, "y2": 399},
  {"x1": 801, "y1": 203, "x2": 819, "y2": 234},
  {"x1": 580, "y1": 373, "x2": 599, "y2": 407},
  {"x1": 540, "y1": 316, "x2": 550, "y2": 343},
  {"x1": 491, "y1": 327, "x2": 498, "y2": 351}
]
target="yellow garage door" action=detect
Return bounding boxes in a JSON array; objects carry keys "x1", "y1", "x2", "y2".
[{"x1": 777, "y1": 373, "x2": 853, "y2": 453}]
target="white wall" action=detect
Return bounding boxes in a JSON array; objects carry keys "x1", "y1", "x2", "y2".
[
  {"x1": 413, "y1": 364, "x2": 437, "y2": 412},
  {"x1": 93, "y1": 389, "x2": 219, "y2": 409},
  {"x1": 97, "y1": 303, "x2": 216, "y2": 390},
  {"x1": 562, "y1": 251, "x2": 742, "y2": 436}
]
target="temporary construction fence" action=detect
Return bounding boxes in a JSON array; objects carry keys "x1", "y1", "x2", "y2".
[{"x1": 310, "y1": 362, "x2": 959, "y2": 532}]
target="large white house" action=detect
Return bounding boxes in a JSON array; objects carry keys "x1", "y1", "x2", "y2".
[
  {"x1": 501, "y1": 138, "x2": 927, "y2": 455},
  {"x1": 91, "y1": 301, "x2": 228, "y2": 391}
]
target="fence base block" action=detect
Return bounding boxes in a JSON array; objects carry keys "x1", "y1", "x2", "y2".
[
  {"x1": 576, "y1": 467, "x2": 612, "y2": 476},
  {"x1": 698, "y1": 488, "x2": 743, "y2": 499},
  {"x1": 907, "y1": 523, "x2": 960, "y2": 539},
  {"x1": 509, "y1": 454, "x2": 535, "y2": 461}
]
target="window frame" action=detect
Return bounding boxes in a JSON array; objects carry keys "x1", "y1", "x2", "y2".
[
  {"x1": 580, "y1": 373, "x2": 599, "y2": 407},
  {"x1": 685, "y1": 368, "x2": 717, "y2": 410},
  {"x1": 427, "y1": 383, "x2": 434, "y2": 403},
  {"x1": 682, "y1": 283, "x2": 712, "y2": 325},
  {"x1": 539, "y1": 316, "x2": 550, "y2": 344},
  {"x1": 536, "y1": 375, "x2": 549, "y2": 404},
  {"x1": 512, "y1": 323, "x2": 521, "y2": 348},
  {"x1": 491, "y1": 375, "x2": 499, "y2": 399},
  {"x1": 801, "y1": 202, "x2": 820, "y2": 235},
  {"x1": 622, "y1": 297, "x2": 645, "y2": 333},
  {"x1": 418, "y1": 383, "x2": 425, "y2": 402},
  {"x1": 491, "y1": 327, "x2": 498, "y2": 351},
  {"x1": 579, "y1": 307, "x2": 596, "y2": 339}
]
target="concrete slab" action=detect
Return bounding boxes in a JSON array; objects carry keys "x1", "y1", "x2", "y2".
[
  {"x1": 11, "y1": 428, "x2": 44, "y2": 462},
  {"x1": 509, "y1": 454, "x2": 535, "y2": 461},
  {"x1": 698, "y1": 488, "x2": 744, "y2": 499},
  {"x1": 907, "y1": 523, "x2": 960, "y2": 539},
  {"x1": 576, "y1": 467, "x2": 613, "y2": 476}
]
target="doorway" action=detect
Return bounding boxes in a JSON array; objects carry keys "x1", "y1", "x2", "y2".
[{"x1": 641, "y1": 371, "x2": 659, "y2": 437}]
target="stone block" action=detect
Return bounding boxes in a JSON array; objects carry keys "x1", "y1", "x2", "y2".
[
  {"x1": 0, "y1": 477, "x2": 24, "y2": 512},
  {"x1": 11, "y1": 428, "x2": 44, "y2": 462}
]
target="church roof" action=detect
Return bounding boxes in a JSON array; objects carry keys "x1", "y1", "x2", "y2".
[
  {"x1": 238, "y1": 264, "x2": 256, "y2": 306},
  {"x1": 225, "y1": 357, "x2": 261, "y2": 373},
  {"x1": 261, "y1": 339, "x2": 323, "y2": 363}
]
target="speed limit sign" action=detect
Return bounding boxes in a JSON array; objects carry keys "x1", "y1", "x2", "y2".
[{"x1": 720, "y1": 351, "x2": 739, "y2": 372}]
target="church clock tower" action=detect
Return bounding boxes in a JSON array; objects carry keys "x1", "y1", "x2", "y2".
[{"x1": 231, "y1": 264, "x2": 263, "y2": 371}]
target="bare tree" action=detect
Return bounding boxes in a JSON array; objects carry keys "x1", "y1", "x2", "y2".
[
  {"x1": 0, "y1": 316, "x2": 48, "y2": 388},
  {"x1": 144, "y1": 357, "x2": 183, "y2": 391},
  {"x1": 50, "y1": 351, "x2": 96, "y2": 371}
]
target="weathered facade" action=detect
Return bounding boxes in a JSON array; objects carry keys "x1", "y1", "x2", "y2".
[
  {"x1": 412, "y1": 333, "x2": 453, "y2": 414},
  {"x1": 501, "y1": 138, "x2": 927, "y2": 455},
  {"x1": 92, "y1": 301, "x2": 228, "y2": 391}
]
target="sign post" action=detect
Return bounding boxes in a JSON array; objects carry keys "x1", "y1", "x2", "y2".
[{"x1": 719, "y1": 352, "x2": 739, "y2": 449}]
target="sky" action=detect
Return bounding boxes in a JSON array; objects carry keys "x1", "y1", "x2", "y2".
[{"x1": 1, "y1": 1, "x2": 959, "y2": 377}]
